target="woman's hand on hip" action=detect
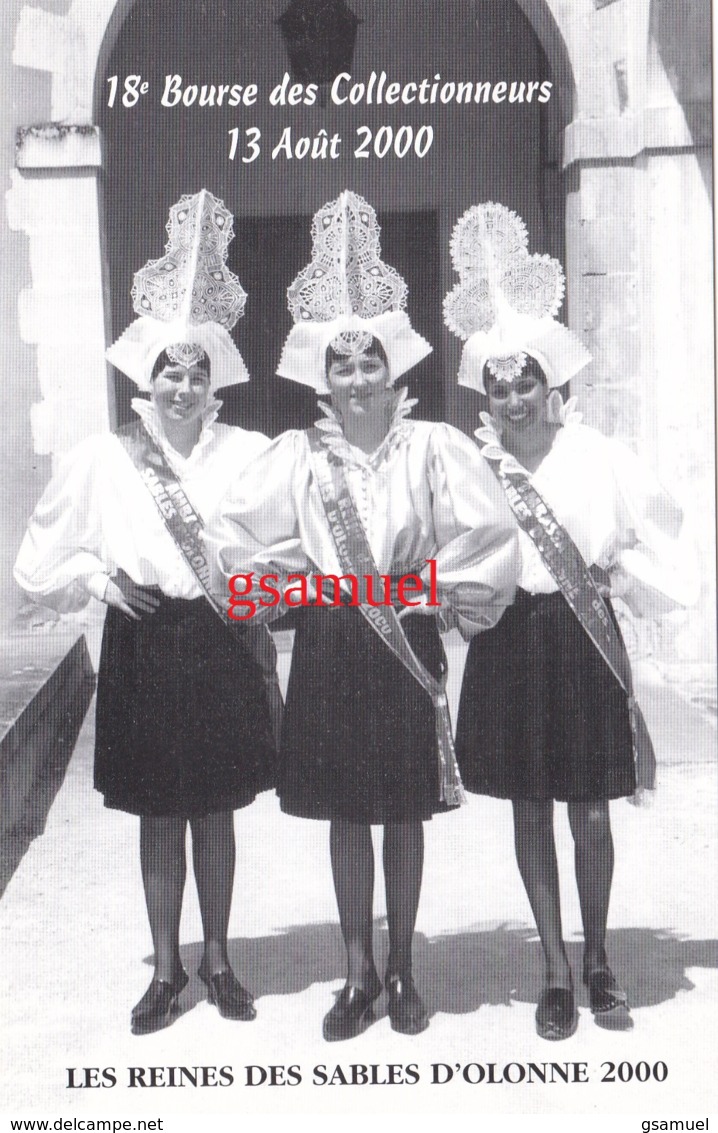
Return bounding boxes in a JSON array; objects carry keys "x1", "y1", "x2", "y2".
[
  {"x1": 591, "y1": 565, "x2": 612, "y2": 598},
  {"x1": 104, "y1": 578, "x2": 161, "y2": 620}
]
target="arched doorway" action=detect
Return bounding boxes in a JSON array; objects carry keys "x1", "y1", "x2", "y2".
[{"x1": 95, "y1": 0, "x2": 570, "y2": 436}]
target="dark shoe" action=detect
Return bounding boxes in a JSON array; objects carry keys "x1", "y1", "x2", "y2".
[
  {"x1": 584, "y1": 966, "x2": 633, "y2": 1030},
  {"x1": 131, "y1": 970, "x2": 188, "y2": 1035},
  {"x1": 386, "y1": 974, "x2": 429, "y2": 1036},
  {"x1": 323, "y1": 984, "x2": 381, "y2": 1042},
  {"x1": 199, "y1": 968, "x2": 257, "y2": 1021},
  {"x1": 535, "y1": 987, "x2": 578, "y2": 1041}
]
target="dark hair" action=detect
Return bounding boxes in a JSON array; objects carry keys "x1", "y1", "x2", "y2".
[
  {"x1": 150, "y1": 348, "x2": 210, "y2": 382},
  {"x1": 324, "y1": 335, "x2": 389, "y2": 380},
  {"x1": 482, "y1": 354, "x2": 548, "y2": 393}
]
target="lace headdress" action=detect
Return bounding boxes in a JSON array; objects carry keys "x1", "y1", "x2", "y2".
[
  {"x1": 277, "y1": 190, "x2": 432, "y2": 393},
  {"x1": 443, "y1": 202, "x2": 591, "y2": 392},
  {"x1": 106, "y1": 189, "x2": 250, "y2": 391}
]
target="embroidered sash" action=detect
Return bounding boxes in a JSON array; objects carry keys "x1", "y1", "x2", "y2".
[
  {"x1": 477, "y1": 438, "x2": 656, "y2": 794},
  {"x1": 117, "y1": 421, "x2": 283, "y2": 744},
  {"x1": 306, "y1": 427, "x2": 465, "y2": 806}
]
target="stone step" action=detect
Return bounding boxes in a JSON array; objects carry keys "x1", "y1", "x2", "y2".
[{"x1": 0, "y1": 630, "x2": 96, "y2": 898}]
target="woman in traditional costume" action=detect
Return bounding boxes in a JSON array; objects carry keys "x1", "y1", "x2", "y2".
[
  {"x1": 211, "y1": 191, "x2": 517, "y2": 1041},
  {"x1": 14, "y1": 191, "x2": 276, "y2": 1034},
  {"x1": 444, "y1": 202, "x2": 693, "y2": 1040}
]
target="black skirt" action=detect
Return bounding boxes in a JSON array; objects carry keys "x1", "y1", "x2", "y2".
[
  {"x1": 94, "y1": 595, "x2": 275, "y2": 817},
  {"x1": 278, "y1": 605, "x2": 452, "y2": 822},
  {"x1": 455, "y1": 589, "x2": 636, "y2": 801}
]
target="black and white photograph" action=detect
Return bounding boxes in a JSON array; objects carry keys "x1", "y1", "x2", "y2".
[{"x1": 0, "y1": 0, "x2": 715, "y2": 1124}]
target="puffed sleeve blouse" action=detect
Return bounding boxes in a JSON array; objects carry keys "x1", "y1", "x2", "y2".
[
  {"x1": 477, "y1": 407, "x2": 696, "y2": 617},
  {"x1": 211, "y1": 393, "x2": 519, "y2": 633},
  {"x1": 14, "y1": 399, "x2": 271, "y2": 612}
]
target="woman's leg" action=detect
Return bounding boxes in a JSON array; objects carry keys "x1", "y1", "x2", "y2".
[
  {"x1": 139, "y1": 815, "x2": 187, "y2": 983},
  {"x1": 190, "y1": 810, "x2": 236, "y2": 977},
  {"x1": 566, "y1": 800, "x2": 613, "y2": 975},
  {"x1": 190, "y1": 810, "x2": 256, "y2": 1021},
  {"x1": 329, "y1": 818, "x2": 380, "y2": 991},
  {"x1": 512, "y1": 800, "x2": 571, "y2": 988},
  {"x1": 383, "y1": 820, "x2": 424, "y2": 979},
  {"x1": 567, "y1": 800, "x2": 629, "y2": 1022},
  {"x1": 382, "y1": 820, "x2": 429, "y2": 1034},
  {"x1": 323, "y1": 819, "x2": 381, "y2": 1040}
]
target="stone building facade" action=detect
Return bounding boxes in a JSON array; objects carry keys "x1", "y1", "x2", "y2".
[{"x1": 0, "y1": 0, "x2": 714, "y2": 700}]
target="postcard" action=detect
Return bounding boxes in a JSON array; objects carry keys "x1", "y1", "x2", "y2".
[{"x1": 1, "y1": 1, "x2": 715, "y2": 1124}]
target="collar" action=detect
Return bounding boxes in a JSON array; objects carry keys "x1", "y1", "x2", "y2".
[
  {"x1": 314, "y1": 387, "x2": 418, "y2": 471},
  {"x1": 131, "y1": 396, "x2": 222, "y2": 468},
  {"x1": 473, "y1": 396, "x2": 582, "y2": 475}
]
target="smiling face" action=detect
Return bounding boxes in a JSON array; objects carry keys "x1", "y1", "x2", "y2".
[
  {"x1": 151, "y1": 352, "x2": 211, "y2": 429},
  {"x1": 485, "y1": 357, "x2": 549, "y2": 435},
  {"x1": 326, "y1": 343, "x2": 392, "y2": 422}
]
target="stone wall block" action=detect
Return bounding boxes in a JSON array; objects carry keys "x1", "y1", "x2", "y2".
[
  {"x1": 27, "y1": 232, "x2": 101, "y2": 289},
  {"x1": 581, "y1": 273, "x2": 640, "y2": 343},
  {"x1": 552, "y1": 0, "x2": 638, "y2": 120},
  {"x1": 13, "y1": 6, "x2": 94, "y2": 123},
  {"x1": 12, "y1": 9, "x2": 65, "y2": 75},
  {"x1": 34, "y1": 348, "x2": 108, "y2": 413},
  {"x1": 18, "y1": 287, "x2": 105, "y2": 346},
  {"x1": 580, "y1": 161, "x2": 639, "y2": 222},
  {"x1": 576, "y1": 272, "x2": 643, "y2": 437},
  {"x1": 6, "y1": 165, "x2": 110, "y2": 455},
  {"x1": 4, "y1": 171, "x2": 33, "y2": 235},
  {"x1": 581, "y1": 217, "x2": 638, "y2": 274},
  {"x1": 30, "y1": 397, "x2": 104, "y2": 458},
  {"x1": 17, "y1": 128, "x2": 102, "y2": 171},
  {"x1": 6, "y1": 173, "x2": 100, "y2": 236}
]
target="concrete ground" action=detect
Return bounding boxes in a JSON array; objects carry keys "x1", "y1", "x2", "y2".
[{"x1": 1, "y1": 632, "x2": 716, "y2": 1119}]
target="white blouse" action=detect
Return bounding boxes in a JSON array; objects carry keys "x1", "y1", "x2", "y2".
[
  {"x1": 14, "y1": 399, "x2": 271, "y2": 612},
  {"x1": 476, "y1": 409, "x2": 694, "y2": 616},
  {"x1": 211, "y1": 395, "x2": 519, "y2": 634}
]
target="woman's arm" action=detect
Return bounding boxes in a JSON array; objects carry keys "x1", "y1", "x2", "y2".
[
  {"x1": 607, "y1": 437, "x2": 699, "y2": 616},
  {"x1": 425, "y1": 424, "x2": 519, "y2": 635},
  {"x1": 207, "y1": 430, "x2": 311, "y2": 622},
  {"x1": 14, "y1": 438, "x2": 111, "y2": 613}
]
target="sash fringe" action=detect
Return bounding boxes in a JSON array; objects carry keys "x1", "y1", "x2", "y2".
[{"x1": 435, "y1": 696, "x2": 466, "y2": 806}]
